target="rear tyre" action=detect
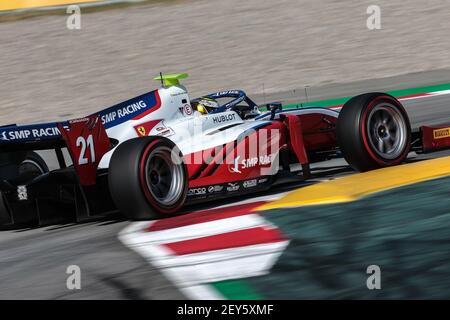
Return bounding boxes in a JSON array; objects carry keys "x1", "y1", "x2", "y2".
[
  {"x1": 18, "y1": 151, "x2": 49, "y2": 181},
  {"x1": 0, "y1": 192, "x2": 12, "y2": 226},
  {"x1": 337, "y1": 92, "x2": 411, "y2": 172},
  {"x1": 108, "y1": 137, "x2": 188, "y2": 220}
]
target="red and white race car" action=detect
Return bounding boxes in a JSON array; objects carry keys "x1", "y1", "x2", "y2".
[{"x1": 0, "y1": 73, "x2": 449, "y2": 225}]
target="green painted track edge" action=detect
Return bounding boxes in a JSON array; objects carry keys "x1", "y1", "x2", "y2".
[
  {"x1": 210, "y1": 280, "x2": 264, "y2": 300},
  {"x1": 283, "y1": 82, "x2": 450, "y2": 109}
]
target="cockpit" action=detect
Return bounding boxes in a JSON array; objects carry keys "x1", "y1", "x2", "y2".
[{"x1": 191, "y1": 90, "x2": 261, "y2": 119}]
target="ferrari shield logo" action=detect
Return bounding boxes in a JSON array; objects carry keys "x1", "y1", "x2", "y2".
[{"x1": 137, "y1": 126, "x2": 146, "y2": 137}]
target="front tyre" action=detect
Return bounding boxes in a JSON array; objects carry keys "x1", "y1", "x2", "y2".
[
  {"x1": 337, "y1": 93, "x2": 411, "y2": 172},
  {"x1": 108, "y1": 137, "x2": 188, "y2": 220}
]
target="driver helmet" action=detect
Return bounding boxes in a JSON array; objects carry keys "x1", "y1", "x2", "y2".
[{"x1": 194, "y1": 97, "x2": 220, "y2": 114}]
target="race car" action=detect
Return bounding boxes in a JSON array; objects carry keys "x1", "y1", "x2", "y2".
[{"x1": 1, "y1": 73, "x2": 449, "y2": 226}]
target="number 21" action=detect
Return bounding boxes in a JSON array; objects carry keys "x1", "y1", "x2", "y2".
[{"x1": 76, "y1": 135, "x2": 95, "y2": 165}]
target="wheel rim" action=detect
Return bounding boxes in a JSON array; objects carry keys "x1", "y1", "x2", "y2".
[
  {"x1": 144, "y1": 146, "x2": 184, "y2": 207},
  {"x1": 366, "y1": 103, "x2": 408, "y2": 160}
]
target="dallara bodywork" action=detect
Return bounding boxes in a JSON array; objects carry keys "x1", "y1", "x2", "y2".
[{"x1": 1, "y1": 73, "x2": 449, "y2": 226}]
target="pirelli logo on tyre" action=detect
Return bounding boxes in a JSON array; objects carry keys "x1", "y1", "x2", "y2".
[{"x1": 433, "y1": 127, "x2": 450, "y2": 139}]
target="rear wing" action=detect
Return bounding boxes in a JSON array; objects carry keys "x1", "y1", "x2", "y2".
[
  {"x1": 58, "y1": 116, "x2": 111, "y2": 185},
  {"x1": 0, "y1": 116, "x2": 111, "y2": 185},
  {"x1": 0, "y1": 121, "x2": 67, "y2": 151}
]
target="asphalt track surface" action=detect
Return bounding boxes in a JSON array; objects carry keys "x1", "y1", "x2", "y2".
[{"x1": 0, "y1": 81, "x2": 449, "y2": 299}]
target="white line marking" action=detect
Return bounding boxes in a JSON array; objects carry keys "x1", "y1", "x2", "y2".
[
  {"x1": 121, "y1": 214, "x2": 267, "y2": 249},
  {"x1": 429, "y1": 89, "x2": 450, "y2": 96},
  {"x1": 181, "y1": 285, "x2": 225, "y2": 300}
]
